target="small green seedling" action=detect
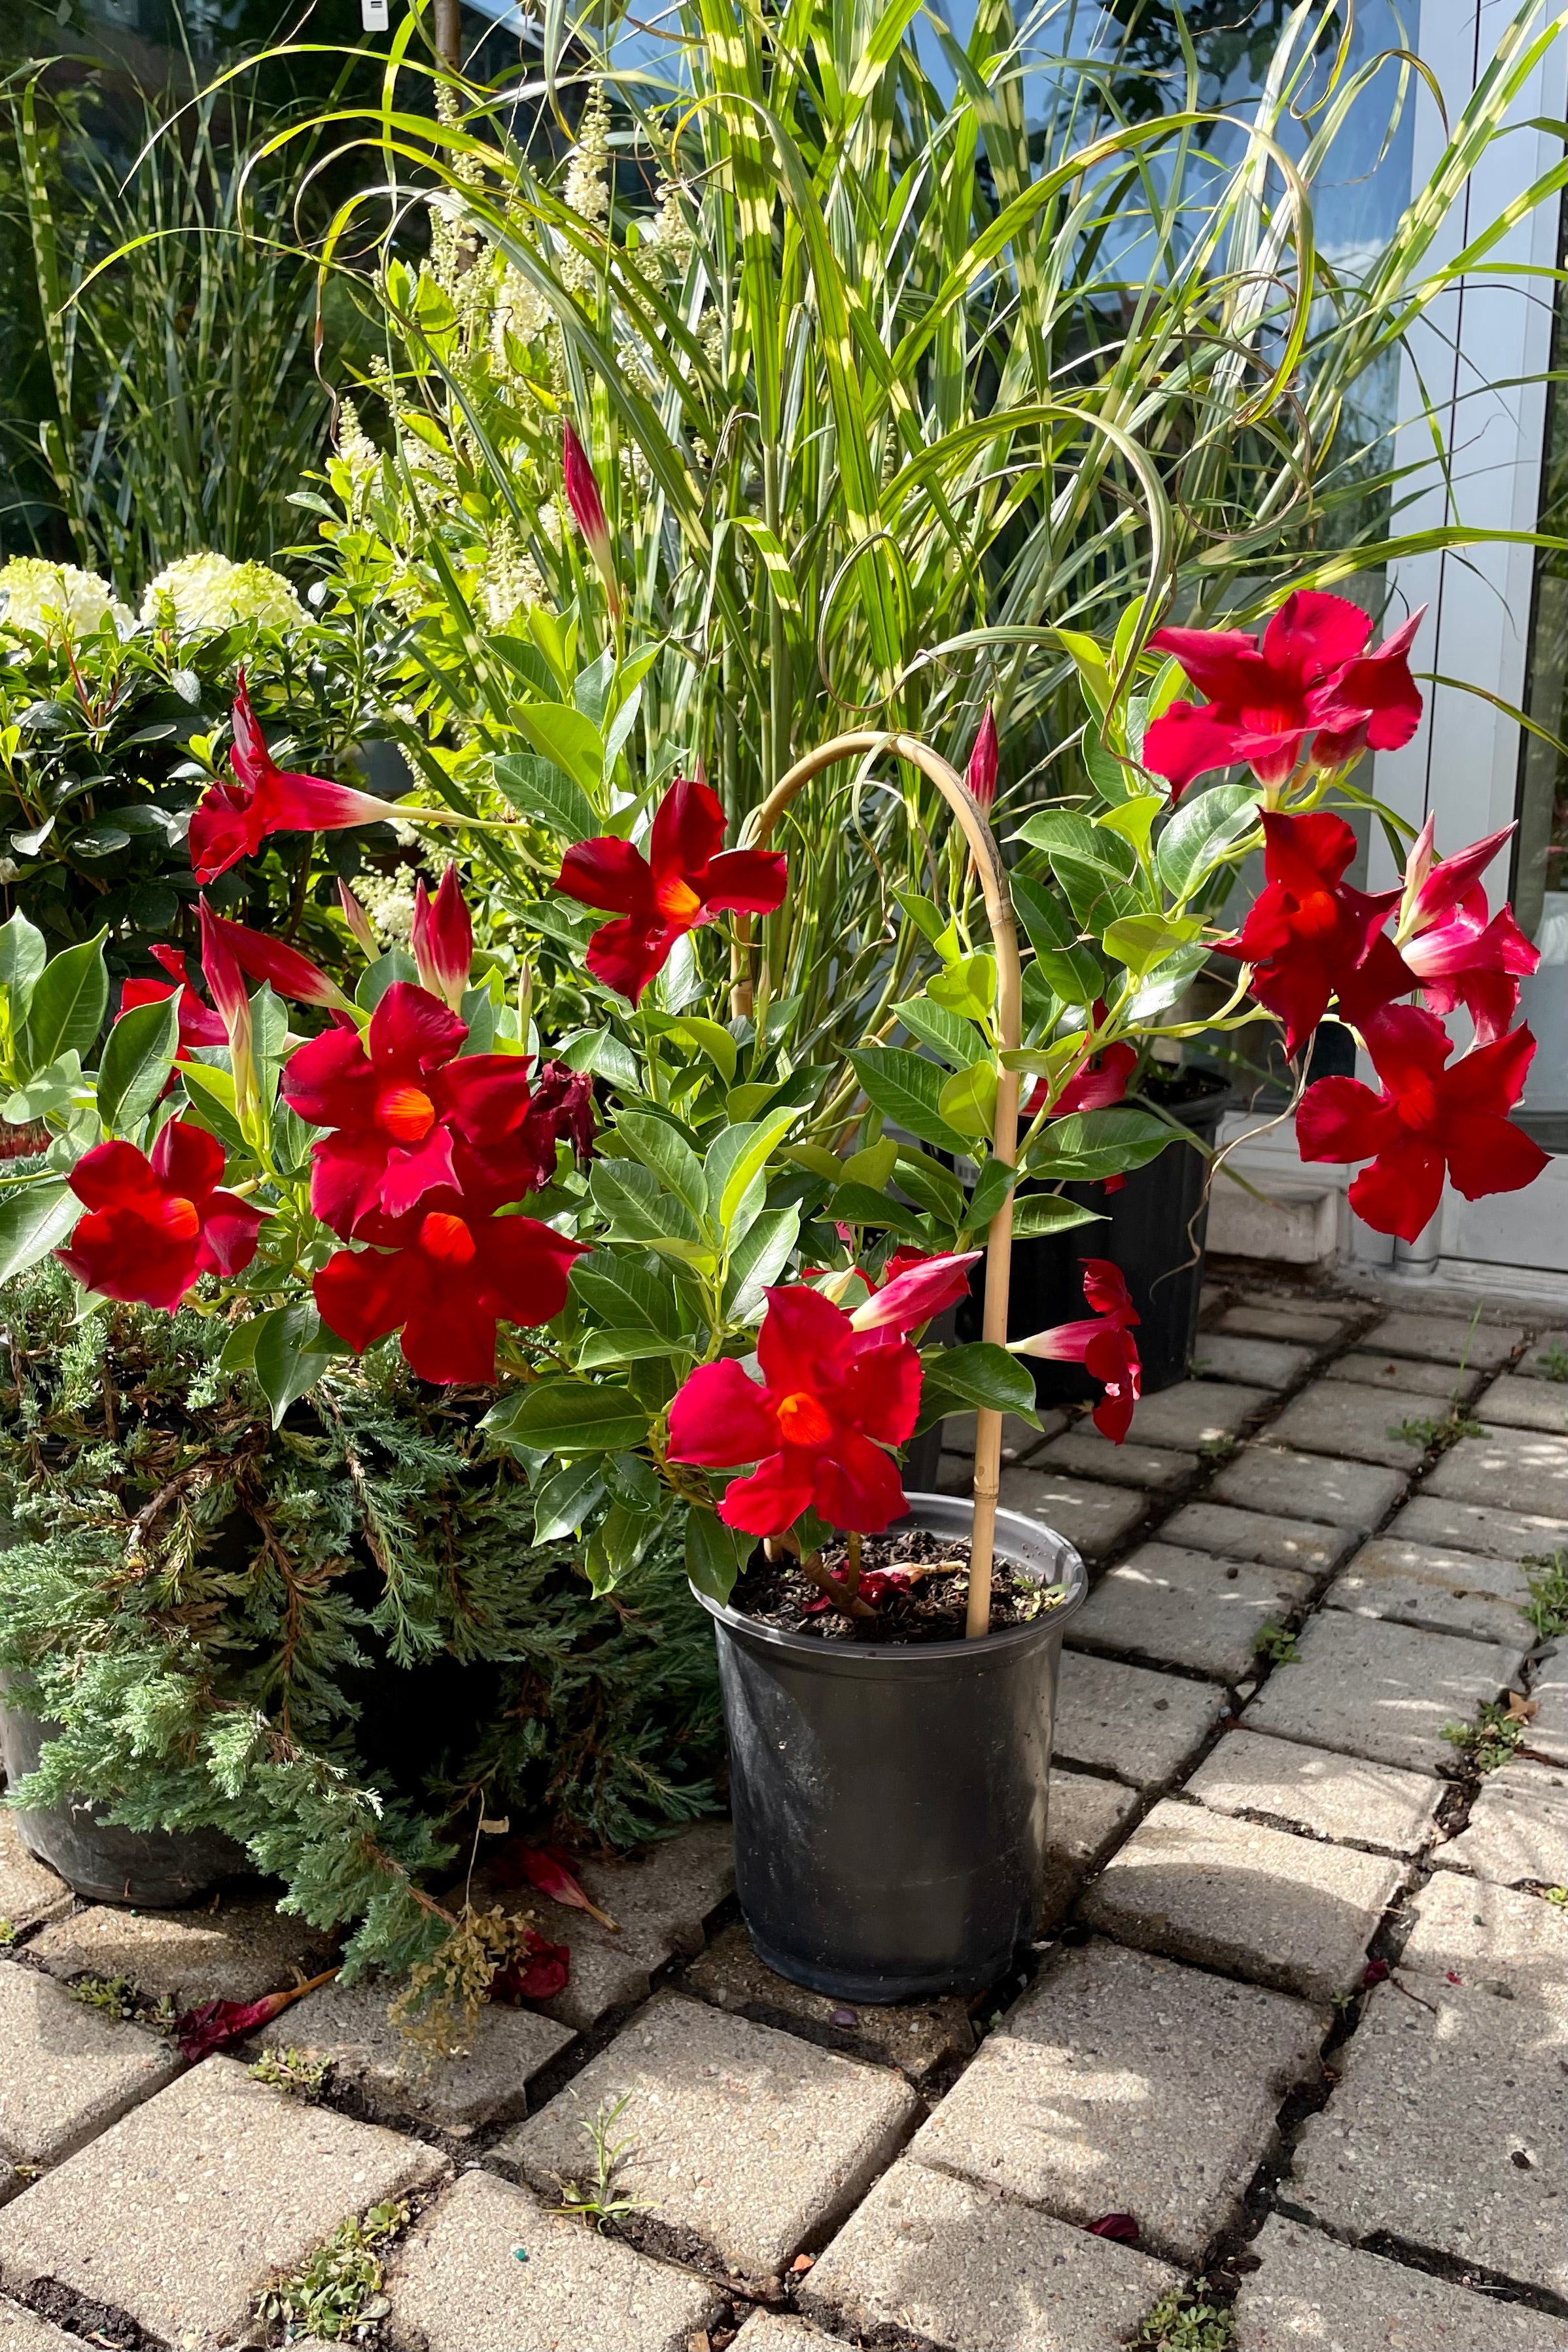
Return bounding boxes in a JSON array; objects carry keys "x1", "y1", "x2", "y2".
[
  {"x1": 249, "y1": 2045, "x2": 333, "y2": 2098},
  {"x1": 1389, "y1": 1409, "x2": 1485, "y2": 1454},
  {"x1": 253, "y1": 2199, "x2": 407, "y2": 2341},
  {"x1": 549, "y1": 2094, "x2": 650, "y2": 2231},
  {"x1": 0, "y1": 1920, "x2": 16, "y2": 1948},
  {"x1": 1535, "y1": 1343, "x2": 1568, "y2": 1383},
  {"x1": 1136, "y1": 2281, "x2": 1237, "y2": 2351},
  {"x1": 1255, "y1": 1623, "x2": 1300, "y2": 1664},
  {"x1": 1441, "y1": 1701, "x2": 1526, "y2": 1774},
  {"x1": 67, "y1": 1973, "x2": 176, "y2": 2032},
  {"x1": 1521, "y1": 1551, "x2": 1568, "y2": 1642}
]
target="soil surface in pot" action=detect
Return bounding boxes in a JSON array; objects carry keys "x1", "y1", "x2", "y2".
[{"x1": 732, "y1": 1526, "x2": 1068, "y2": 1645}]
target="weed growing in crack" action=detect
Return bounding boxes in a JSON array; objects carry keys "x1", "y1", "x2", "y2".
[
  {"x1": 249, "y1": 2045, "x2": 334, "y2": 2098},
  {"x1": 0, "y1": 1920, "x2": 16, "y2": 1947},
  {"x1": 1255, "y1": 1623, "x2": 1300, "y2": 1665},
  {"x1": 1442, "y1": 1702, "x2": 1527, "y2": 1774},
  {"x1": 1389, "y1": 1409, "x2": 1485, "y2": 1453},
  {"x1": 1521, "y1": 1551, "x2": 1568, "y2": 1641},
  {"x1": 1135, "y1": 2281, "x2": 1238, "y2": 2351},
  {"x1": 67, "y1": 1975, "x2": 176, "y2": 2033},
  {"x1": 253, "y1": 2199, "x2": 407, "y2": 2342},
  {"x1": 1535, "y1": 1343, "x2": 1568, "y2": 1383},
  {"x1": 548, "y1": 2093, "x2": 650, "y2": 2231}
]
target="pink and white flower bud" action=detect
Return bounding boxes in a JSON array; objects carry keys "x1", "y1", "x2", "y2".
[{"x1": 338, "y1": 879, "x2": 380, "y2": 958}]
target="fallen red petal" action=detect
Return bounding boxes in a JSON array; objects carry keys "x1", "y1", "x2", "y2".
[{"x1": 1089, "y1": 2213, "x2": 1139, "y2": 2243}]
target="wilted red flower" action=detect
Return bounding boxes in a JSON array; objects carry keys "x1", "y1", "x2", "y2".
[
  {"x1": 58, "y1": 1122, "x2": 267, "y2": 1311},
  {"x1": 1296, "y1": 1004, "x2": 1549, "y2": 1243},
  {"x1": 554, "y1": 773, "x2": 788, "y2": 1006},
  {"x1": 119, "y1": 946, "x2": 228, "y2": 1056},
  {"x1": 848, "y1": 1249, "x2": 981, "y2": 1335},
  {"x1": 313, "y1": 1201, "x2": 587, "y2": 1384},
  {"x1": 1389, "y1": 818, "x2": 1540, "y2": 1047},
  {"x1": 1088, "y1": 2214, "x2": 1140, "y2": 2244},
  {"x1": 495, "y1": 1842, "x2": 618, "y2": 1930},
  {"x1": 281, "y1": 982, "x2": 591, "y2": 1235},
  {"x1": 1217, "y1": 811, "x2": 1403, "y2": 1058},
  {"x1": 189, "y1": 675, "x2": 396, "y2": 884},
  {"x1": 1143, "y1": 592, "x2": 1423, "y2": 798},
  {"x1": 173, "y1": 1968, "x2": 338, "y2": 2061},
  {"x1": 667, "y1": 1284, "x2": 921, "y2": 1536},
  {"x1": 198, "y1": 899, "x2": 354, "y2": 1014},
  {"x1": 1011, "y1": 1259, "x2": 1142, "y2": 1443},
  {"x1": 491, "y1": 1930, "x2": 572, "y2": 2005},
  {"x1": 411, "y1": 864, "x2": 474, "y2": 1011},
  {"x1": 965, "y1": 706, "x2": 999, "y2": 812},
  {"x1": 563, "y1": 419, "x2": 621, "y2": 618}
]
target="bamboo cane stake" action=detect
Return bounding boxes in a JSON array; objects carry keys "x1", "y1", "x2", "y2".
[{"x1": 735, "y1": 731, "x2": 1021, "y2": 1640}]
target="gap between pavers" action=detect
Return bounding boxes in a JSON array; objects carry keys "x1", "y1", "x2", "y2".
[
  {"x1": 381, "y1": 2167, "x2": 719, "y2": 2352},
  {"x1": 1326, "y1": 1536, "x2": 1536, "y2": 1649},
  {"x1": 1433, "y1": 1758, "x2": 1567, "y2": 1889},
  {"x1": 1068, "y1": 1543, "x2": 1314, "y2": 1683},
  {"x1": 996, "y1": 1467, "x2": 1149, "y2": 1561},
  {"x1": 1423, "y1": 1428, "x2": 1568, "y2": 1521},
  {"x1": 1359, "y1": 1310, "x2": 1527, "y2": 1371},
  {"x1": 1079, "y1": 1798, "x2": 1404, "y2": 2001},
  {"x1": 797, "y1": 2157, "x2": 1181, "y2": 2352},
  {"x1": 1474, "y1": 1372, "x2": 1568, "y2": 1434},
  {"x1": 731, "y1": 2311, "x2": 853, "y2": 2352},
  {"x1": 27, "y1": 1895, "x2": 338, "y2": 2008},
  {"x1": 272, "y1": 1976, "x2": 576, "y2": 2135},
  {"x1": 1233, "y1": 2213, "x2": 1568, "y2": 2352},
  {"x1": 1325, "y1": 1351, "x2": 1486, "y2": 1401},
  {"x1": 1240, "y1": 1610, "x2": 1529, "y2": 1776},
  {"x1": 0, "y1": 2298, "x2": 95, "y2": 2351},
  {"x1": 0, "y1": 1819, "x2": 72, "y2": 1937},
  {"x1": 1053, "y1": 1651, "x2": 1228, "y2": 1789},
  {"x1": 0, "y1": 1959, "x2": 182, "y2": 2168},
  {"x1": 0, "y1": 2055, "x2": 447, "y2": 2349},
  {"x1": 1193, "y1": 1333, "x2": 1315, "y2": 1390},
  {"x1": 494, "y1": 1990, "x2": 918, "y2": 2281},
  {"x1": 678, "y1": 1920, "x2": 974, "y2": 2087},
  {"x1": 1261, "y1": 1384, "x2": 1435, "y2": 1473},
  {"x1": 1162, "y1": 1500, "x2": 1356, "y2": 1577},
  {"x1": 1210, "y1": 1447, "x2": 1409, "y2": 1533},
  {"x1": 1039, "y1": 1769, "x2": 1144, "y2": 1928},
  {"x1": 1185, "y1": 1729, "x2": 1442, "y2": 1857},
  {"x1": 904, "y1": 1937, "x2": 1325, "y2": 2267}
]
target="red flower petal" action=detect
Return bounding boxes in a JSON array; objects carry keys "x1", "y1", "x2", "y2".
[
  {"x1": 811, "y1": 1427, "x2": 909, "y2": 1532},
  {"x1": 585, "y1": 913, "x2": 679, "y2": 1006},
  {"x1": 701, "y1": 848, "x2": 790, "y2": 917},
  {"x1": 1262, "y1": 588, "x2": 1371, "y2": 679},
  {"x1": 491, "y1": 1929, "x2": 572, "y2": 2005},
  {"x1": 667, "y1": 1359, "x2": 780, "y2": 1468},
  {"x1": 1089, "y1": 2213, "x2": 1140, "y2": 2243},
  {"x1": 367, "y1": 981, "x2": 467, "y2": 1072},
  {"x1": 651, "y1": 772, "x2": 727, "y2": 883},
  {"x1": 1140, "y1": 699, "x2": 1253, "y2": 797},
  {"x1": 1348, "y1": 1137, "x2": 1446, "y2": 1244},
  {"x1": 512, "y1": 1844, "x2": 618, "y2": 1930},
  {"x1": 1296, "y1": 1075, "x2": 1400, "y2": 1167},
  {"x1": 850, "y1": 1250, "x2": 981, "y2": 1334},
  {"x1": 555, "y1": 835, "x2": 655, "y2": 917},
  {"x1": 719, "y1": 1451, "x2": 818, "y2": 1537},
  {"x1": 1442, "y1": 1110, "x2": 1550, "y2": 1204}
]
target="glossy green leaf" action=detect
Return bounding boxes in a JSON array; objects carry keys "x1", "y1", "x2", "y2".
[
  {"x1": 615, "y1": 1112, "x2": 710, "y2": 1233},
  {"x1": 510, "y1": 701, "x2": 606, "y2": 795},
  {"x1": 829, "y1": 1182, "x2": 930, "y2": 1239},
  {"x1": 895, "y1": 995, "x2": 988, "y2": 1072},
  {"x1": 493, "y1": 751, "x2": 598, "y2": 843},
  {"x1": 962, "y1": 1155, "x2": 1016, "y2": 1235},
  {"x1": 1009, "y1": 1194, "x2": 1105, "y2": 1238},
  {"x1": 1102, "y1": 913, "x2": 1202, "y2": 976},
  {"x1": 922, "y1": 1341, "x2": 1039, "y2": 1421},
  {"x1": 532, "y1": 1459, "x2": 605, "y2": 1543},
  {"x1": 0, "y1": 1177, "x2": 80, "y2": 1284},
  {"x1": 686, "y1": 1509, "x2": 752, "y2": 1607},
  {"x1": 0, "y1": 909, "x2": 47, "y2": 1019},
  {"x1": 18, "y1": 932, "x2": 108, "y2": 1076},
  {"x1": 937, "y1": 1059, "x2": 998, "y2": 1142},
  {"x1": 1030, "y1": 1107, "x2": 1183, "y2": 1182},
  {"x1": 96, "y1": 993, "x2": 180, "y2": 1137},
  {"x1": 484, "y1": 1379, "x2": 650, "y2": 1454},
  {"x1": 1155, "y1": 782, "x2": 1262, "y2": 898},
  {"x1": 724, "y1": 1203, "x2": 801, "y2": 1320},
  {"x1": 252, "y1": 1302, "x2": 346, "y2": 1431},
  {"x1": 849, "y1": 1048, "x2": 969, "y2": 1154},
  {"x1": 707, "y1": 1107, "x2": 798, "y2": 1236},
  {"x1": 572, "y1": 1254, "x2": 693, "y2": 1339}
]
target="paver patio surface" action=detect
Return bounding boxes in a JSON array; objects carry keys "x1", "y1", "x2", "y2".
[{"x1": 0, "y1": 1273, "x2": 1561, "y2": 2350}]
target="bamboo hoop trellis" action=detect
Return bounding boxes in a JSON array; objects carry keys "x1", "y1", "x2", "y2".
[{"x1": 733, "y1": 731, "x2": 1022, "y2": 1641}]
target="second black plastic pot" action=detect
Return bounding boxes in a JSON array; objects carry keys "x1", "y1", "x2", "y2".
[{"x1": 692, "y1": 1492, "x2": 1087, "y2": 2003}]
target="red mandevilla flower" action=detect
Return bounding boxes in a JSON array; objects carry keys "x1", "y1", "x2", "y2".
[
  {"x1": 189, "y1": 675, "x2": 397, "y2": 885},
  {"x1": 1388, "y1": 818, "x2": 1541, "y2": 1047},
  {"x1": 119, "y1": 947, "x2": 228, "y2": 1056},
  {"x1": 554, "y1": 773, "x2": 788, "y2": 1006},
  {"x1": 1217, "y1": 811, "x2": 1404, "y2": 1059},
  {"x1": 563, "y1": 419, "x2": 621, "y2": 618},
  {"x1": 667, "y1": 1284, "x2": 922, "y2": 1536},
  {"x1": 313, "y1": 1199, "x2": 587, "y2": 1384},
  {"x1": 411, "y1": 864, "x2": 474, "y2": 1011},
  {"x1": 198, "y1": 900, "x2": 355, "y2": 1014},
  {"x1": 1142, "y1": 592, "x2": 1423, "y2": 799},
  {"x1": 848, "y1": 1248, "x2": 981, "y2": 1335},
  {"x1": 1011, "y1": 1259, "x2": 1142, "y2": 1443},
  {"x1": 965, "y1": 706, "x2": 999, "y2": 812},
  {"x1": 58, "y1": 1122, "x2": 267, "y2": 1312},
  {"x1": 1296, "y1": 1004, "x2": 1549, "y2": 1244},
  {"x1": 281, "y1": 981, "x2": 592, "y2": 1236}
]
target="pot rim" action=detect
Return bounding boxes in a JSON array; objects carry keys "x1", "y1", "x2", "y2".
[{"x1": 689, "y1": 1490, "x2": 1089, "y2": 1667}]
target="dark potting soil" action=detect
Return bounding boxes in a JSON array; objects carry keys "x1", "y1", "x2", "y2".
[{"x1": 732, "y1": 1524, "x2": 1068, "y2": 1644}]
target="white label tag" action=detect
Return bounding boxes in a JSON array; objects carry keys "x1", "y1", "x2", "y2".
[{"x1": 361, "y1": 0, "x2": 389, "y2": 25}]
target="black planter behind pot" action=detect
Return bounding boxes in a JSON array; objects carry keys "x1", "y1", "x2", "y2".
[
  {"x1": 958, "y1": 1068, "x2": 1232, "y2": 1400},
  {"x1": 693, "y1": 1492, "x2": 1087, "y2": 2004},
  {"x1": 0, "y1": 1695, "x2": 249, "y2": 1908}
]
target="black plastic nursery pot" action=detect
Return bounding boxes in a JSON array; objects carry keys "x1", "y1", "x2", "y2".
[
  {"x1": 692, "y1": 1491, "x2": 1087, "y2": 2003},
  {"x1": 0, "y1": 1693, "x2": 247, "y2": 1908},
  {"x1": 960, "y1": 1067, "x2": 1232, "y2": 1401}
]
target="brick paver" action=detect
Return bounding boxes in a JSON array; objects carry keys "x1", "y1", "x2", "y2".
[
  {"x1": 1234, "y1": 2213, "x2": 1568, "y2": 2351},
  {"x1": 1531, "y1": 1649, "x2": 1568, "y2": 1765},
  {"x1": 279, "y1": 1976, "x2": 574, "y2": 2134},
  {"x1": 1119, "y1": 1377, "x2": 1271, "y2": 1448},
  {"x1": 1081, "y1": 1797, "x2": 1403, "y2": 2000},
  {"x1": 906, "y1": 1939, "x2": 1322, "y2": 2264},
  {"x1": 0, "y1": 1819, "x2": 71, "y2": 1937},
  {"x1": 1433, "y1": 1759, "x2": 1567, "y2": 1889},
  {"x1": 1326, "y1": 1535, "x2": 1534, "y2": 1647},
  {"x1": 1211, "y1": 1445, "x2": 1408, "y2": 1531},
  {"x1": 0, "y1": 2056, "x2": 445, "y2": 2345},
  {"x1": 1187, "y1": 1729, "x2": 1442, "y2": 1855},
  {"x1": 1053, "y1": 1650, "x2": 1228, "y2": 1787},
  {"x1": 1217, "y1": 1301, "x2": 1352, "y2": 1344},
  {"x1": 996, "y1": 1466, "x2": 1149, "y2": 1558},
  {"x1": 680, "y1": 1922, "x2": 974, "y2": 2085},
  {"x1": 1039, "y1": 1768, "x2": 1144, "y2": 1925},
  {"x1": 799, "y1": 2158, "x2": 1180, "y2": 2352},
  {"x1": 29, "y1": 1897, "x2": 338, "y2": 2008},
  {"x1": 1032, "y1": 1427, "x2": 1196, "y2": 1493},
  {"x1": 1242, "y1": 1611, "x2": 1528, "y2": 1774},
  {"x1": 1424, "y1": 1427, "x2": 1568, "y2": 1518},
  {"x1": 497, "y1": 1992, "x2": 917, "y2": 2277},
  {"x1": 383, "y1": 2169, "x2": 717, "y2": 2352},
  {"x1": 0, "y1": 1961, "x2": 181, "y2": 2167},
  {"x1": 0, "y1": 2300, "x2": 94, "y2": 2351},
  {"x1": 1388, "y1": 1492, "x2": 1568, "y2": 1561},
  {"x1": 1193, "y1": 1333, "x2": 1314, "y2": 1389},
  {"x1": 1476, "y1": 1371, "x2": 1568, "y2": 1432},
  {"x1": 1262, "y1": 1383, "x2": 1434, "y2": 1470},
  {"x1": 1359, "y1": 1310, "x2": 1525, "y2": 1369},
  {"x1": 1325, "y1": 1350, "x2": 1483, "y2": 1399},
  {"x1": 1162, "y1": 1500, "x2": 1355, "y2": 1576}
]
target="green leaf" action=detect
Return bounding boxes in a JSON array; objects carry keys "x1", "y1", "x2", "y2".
[
  {"x1": 218, "y1": 1318, "x2": 262, "y2": 1369},
  {"x1": 4, "y1": 1051, "x2": 90, "y2": 1125},
  {"x1": 615, "y1": 1112, "x2": 710, "y2": 1234},
  {"x1": 1096, "y1": 794, "x2": 1163, "y2": 856},
  {"x1": 18, "y1": 932, "x2": 108, "y2": 1075},
  {"x1": 895, "y1": 995, "x2": 988, "y2": 1072},
  {"x1": 96, "y1": 994, "x2": 181, "y2": 1137},
  {"x1": 686, "y1": 1510, "x2": 751, "y2": 1607},
  {"x1": 572, "y1": 1254, "x2": 690, "y2": 1339},
  {"x1": 937, "y1": 1059, "x2": 998, "y2": 1142},
  {"x1": 572, "y1": 648, "x2": 616, "y2": 730},
  {"x1": 849, "y1": 1048, "x2": 969, "y2": 1154},
  {"x1": 493, "y1": 752, "x2": 597, "y2": 844},
  {"x1": 559, "y1": 1025, "x2": 640, "y2": 1094},
  {"x1": 252, "y1": 1303, "x2": 345, "y2": 1431},
  {"x1": 706, "y1": 1107, "x2": 798, "y2": 1237},
  {"x1": 532, "y1": 1460, "x2": 606, "y2": 1542},
  {"x1": 962, "y1": 1155, "x2": 1016, "y2": 1236},
  {"x1": 0, "y1": 909, "x2": 47, "y2": 1020},
  {"x1": 356, "y1": 949, "x2": 418, "y2": 1013},
  {"x1": 1155, "y1": 782, "x2": 1262, "y2": 898},
  {"x1": 1013, "y1": 811, "x2": 1137, "y2": 880},
  {"x1": 177, "y1": 1059, "x2": 247, "y2": 1154},
  {"x1": 927, "y1": 954, "x2": 996, "y2": 1025},
  {"x1": 922, "y1": 1341, "x2": 1039, "y2": 1422},
  {"x1": 1009, "y1": 1194, "x2": 1105, "y2": 1239},
  {"x1": 894, "y1": 888, "x2": 948, "y2": 944},
  {"x1": 1128, "y1": 943, "x2": 1212, "y2": 1020},
  {"x1": 724, "y1": 1202, "x2": 801, "y2": 1320},
  {"x1": 892, "y1": 1148, "x2": 967, "y2": 1223},
  {"x1": 830, "y1": 1182, "x2": 930, "y2": 1240},
  {"x1": 1102, "y1": 913, "x2": 1202, "y2": 977},
  {"x1": 484, "y1": 1379, "x2": 650, "y2": 1455},
  {"x1": 1030, "y1": 1107, "x2": 1183, "y2": 1182},
  {"x1": 1009, "y1": 875, "x2": 1103, "y2": 1005},
  {"x1": 648, "y1": 1013, "x2": 737, "y2": 1086},
  {"x1": 0, "y1": 1178, "x2": 80, "y2": 1284},
  {"x1": 576, "y1": 1328, "x2": 697, "y2": 1369},
  {"x1": 589, "y1": 1159, "x2": 709, "y2": 1259},
  {"x1": 842, "y1": 1138, "x2": 899, "y2": 1190},
  {"x1": 510, "y1": 702, "x2": 606, "y2": 796}
]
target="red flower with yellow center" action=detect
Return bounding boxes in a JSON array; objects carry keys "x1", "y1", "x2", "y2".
[
  {"x1": 313, "y1": 1199, "x2": 587, "y2": 1385},
  {"x1": 667, "y1": 1284, "x2": 921, "y2": 1537},
  {"x1": 554, "y1": 773, "x2": 788, "y2": 1006},
  {"x1": 57, "y1": 1122, "x2": 266, "y2": 1312},
  {"x1": 1217, "y1": 811, "x2": 1404, "y2": 1058},
  {"x1": 280, "y1": 982, "x2": 591, "y2": 1236}
]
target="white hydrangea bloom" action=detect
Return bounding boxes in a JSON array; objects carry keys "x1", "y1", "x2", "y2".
[
  {"x1": 0, "y1": 557, "x2": 133, "y2": 639},
  {"x1": 354, "y1": 867, "x2": 420, "y2": 945},
  {"x1": 139, "y1": 553, "x2": 307, "y2": 633}
]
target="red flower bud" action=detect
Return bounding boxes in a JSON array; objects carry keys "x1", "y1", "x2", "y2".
[
  {"x1": 965, "y1": 706, "x2": 998, "y2": 811},
  {"x1": 563, "y1": 419, "x2": 621, "y2": 618},
  {"x1": 411, "y1": 864, "x2": 473, "y2": 1011}
]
